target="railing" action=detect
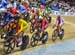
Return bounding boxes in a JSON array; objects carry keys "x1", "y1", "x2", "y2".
[{"x1": 51, "y1": 10, "x2": 75, "y2": 16}]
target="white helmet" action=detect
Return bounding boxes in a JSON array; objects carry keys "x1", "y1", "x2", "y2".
[
  {"x1": 0, "y1": 8, "x2": 7, "y2": 14},
  {"x1": 39, "y1": 16, "x2": 43, "y2": 19}
]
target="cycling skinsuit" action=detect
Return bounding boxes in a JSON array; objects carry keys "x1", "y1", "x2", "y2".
[
  {"x1": 16, "y1": 18, "x2": 28, "y2": 35},
  {"x1": 57, "y1": 18, "x2": 64, "y2": 27},
  {"x1": 9, "y1": 18, "x2": 28, "y2": 35}
]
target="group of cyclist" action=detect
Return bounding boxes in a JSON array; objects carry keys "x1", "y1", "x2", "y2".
[{"x1": 0, "y1": 0, "x2": 64, "y2": 46}]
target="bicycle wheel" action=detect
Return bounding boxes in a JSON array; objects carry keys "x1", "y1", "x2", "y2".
[
  {"x1": 20, "y1": 35, "x2": 29, "y2": 50},
  {"x1": 41, "y1": 31, "x2": 48, "y2": 44},
  {"x1": 52, "y1": 29, "x2": 58, "y2": 42},
  {"x1": 3, "y1": 38, "x2": 15, "y2": 54},
  {"x1": 59, "y1": 29, "x2": 64, "y2": 40},
  {"x1": 31, "y1": 32, "x2": 40, "y2": 47},
  {"x1": 30, "y1": 25, "x2": 34, "y2": 33}
]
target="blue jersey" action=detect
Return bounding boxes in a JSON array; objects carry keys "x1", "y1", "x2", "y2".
[{"x1": 1, "y1": 12, "x2": 14, "y2": 26}]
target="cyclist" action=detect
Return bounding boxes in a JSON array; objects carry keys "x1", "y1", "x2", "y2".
[
  {"x1": 39, "y1": 16, "x2": 49, "y2": 31},
  {"x1": 54, "y1": 15, "x2": 64, "y2": 35},
  {"x1": 0, "y1": 8, "x2": 14, "y2": 27},
  {"x1": 8, "y1": 16, "x2": 29, "y2": 46},
  {"x1": 16, "y1": 17, "x2": 29, "y2": 46},
  {"x1": 34, "y1": 16, "x2": 49, "y2": 32}
]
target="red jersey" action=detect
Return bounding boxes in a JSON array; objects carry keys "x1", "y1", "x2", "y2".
[
  {"x1": 41, "y1": 18, "x2": 48, "y2": 30},
  {"x1": 9, "y1": 20, "x2": 20, "y2": 33}
]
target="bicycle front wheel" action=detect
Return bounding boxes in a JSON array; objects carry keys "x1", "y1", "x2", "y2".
[
  {"x1": 52, "y1": 29, "x2": 58, "y2": 42},
  {"x1": 3, "y1": 38, "x2": 15, "y2": 54}
]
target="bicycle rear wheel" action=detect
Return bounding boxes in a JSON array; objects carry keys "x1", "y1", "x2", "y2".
[
  {"x1": 41, "y1": 31, "x2": 48, "y2": 44},
  {"x1": 20, "y1": 35, "x2": 29, "y2": 50},
  {"x1": 59, "y1": 29, "x2": 64, "y2": 40}
]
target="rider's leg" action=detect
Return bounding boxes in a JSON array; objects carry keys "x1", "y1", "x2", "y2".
[
  {"x1": 18, "y1": 37, "x2": 22, "y2": 46},
  {"x1": 18, "y1": 32, "x2": 24, "y2": 46},
  {"x1": 59, "y1": 23, "x2": 64, "y2": 34},
  {"x1": 57, "y1": 24, "x2": 60, "y2": 35}
]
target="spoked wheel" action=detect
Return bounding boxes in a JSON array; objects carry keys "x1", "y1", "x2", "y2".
[
  {"x1": 31, "y1": 32, "x2": 40, "y2": 47},
  {"x1": 30, "y1": 19, "x2": 35, "y2": 33},
  {"x1": 41, "y1": 31, "x2": 48, "y2": 44},
  {"x1": 3, "y1": 38, "x2": 15, "y2": 54},
  {"x1": 20, "y1": 35, "x2": 29, "y2": 50},
  {"x1": 52, "y1": 29, "x2": 58, "y2": 42},
  {"x1": 30, "y1": 25, "x2": 35, "y2": 33},
  {"x1": 59, "y1": 29, "x2": 64, "y2": 40}
]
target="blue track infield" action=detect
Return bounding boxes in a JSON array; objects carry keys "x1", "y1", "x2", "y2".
[{"x1": 21, "y1": 38, "x2": 75, "y2": 55}]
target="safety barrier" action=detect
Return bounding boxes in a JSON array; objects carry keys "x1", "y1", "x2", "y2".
[{"x1": 51, "y1": 10, "x2": 75, "y2": 16}]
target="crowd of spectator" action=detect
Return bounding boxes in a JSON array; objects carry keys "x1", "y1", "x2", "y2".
[
  {"x1": 27, "y1": 0, "x2": 75, "y2": 12},
  {"x1": 0, "y1": 0, "x2": 75, "y2": 12},
  {"x1": 49, "y1": 0, "x2": 75, "y2": 12}
]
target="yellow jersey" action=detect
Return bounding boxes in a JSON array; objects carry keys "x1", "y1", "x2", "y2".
[{"x1": 16, "y1": 18, "x2": 28, "y2": 35}]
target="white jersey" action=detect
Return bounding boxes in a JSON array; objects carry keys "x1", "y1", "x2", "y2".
[
  {"x1": 58, "y1": 17, "x2": 64, "y2": 26},
  {"x1": 58, "y1": 17, "x2": 64, "y2": 23},
  {"x1": 54, "y1": 17, "x2": 64, "y2": 26}
]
